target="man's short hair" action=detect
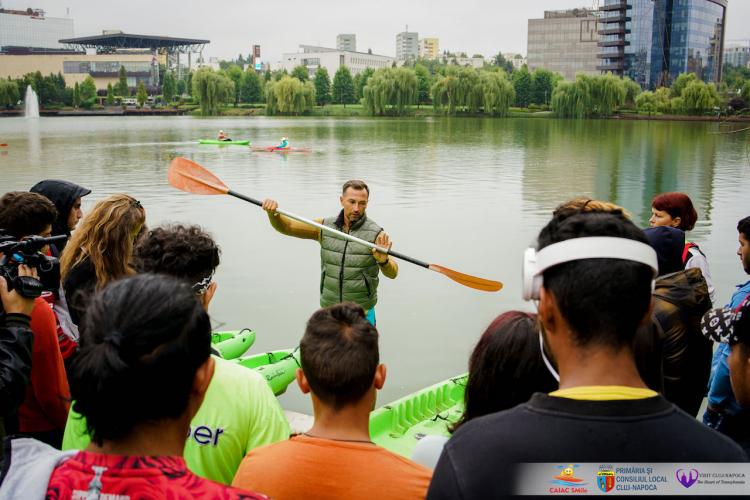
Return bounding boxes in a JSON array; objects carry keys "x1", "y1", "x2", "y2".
[
  {"x1": 134, "y1": 224, "x2": 220, "y2": 287},
  {"x1": 342, "y1": 180, "x2": 369, "y2": 197},
  {"x1": 301, "y1": 302, "x2": 379, "y2": 409},
  {"x1": 739, "y1": 216, "x2": 750, "y2": 241},
  {"x1": 537, "y1": 212, "x2": 653, "y2": 349},
  {"x1": 0, "y1": 191, "x2": 58, "y2": 238}
]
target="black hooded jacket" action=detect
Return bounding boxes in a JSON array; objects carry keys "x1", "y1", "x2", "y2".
[{"x1": 29, "y1": 180, "x2": 90, "y2": 256}]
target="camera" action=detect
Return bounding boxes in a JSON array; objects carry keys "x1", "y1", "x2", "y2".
[{"x1": 0, "y1": 231, "x2": 67, "y2": 312}]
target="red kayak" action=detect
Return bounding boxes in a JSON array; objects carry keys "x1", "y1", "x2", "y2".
[{"x1": 251, "y1": 146, "x2": 311, "y2": 153}]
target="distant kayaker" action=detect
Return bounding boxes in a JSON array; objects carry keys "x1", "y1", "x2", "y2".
[
  {"x1": 217, "y1": 130, "x2": 231, "y2": 141},
  {"x1": 262, "y1": 180, "x2": 397, "y2": 325},
  {"x1": 277, "y1": 136, "x2": 289, "y2": 149}
]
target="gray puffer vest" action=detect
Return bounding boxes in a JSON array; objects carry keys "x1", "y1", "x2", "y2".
[{"x1": 320, "y1": 210, "x2": 382, "y2": 311}]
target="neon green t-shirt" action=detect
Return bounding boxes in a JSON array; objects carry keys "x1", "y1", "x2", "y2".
[{"x1": 62, "y1": 355, "x2": 290, "y2": 485}]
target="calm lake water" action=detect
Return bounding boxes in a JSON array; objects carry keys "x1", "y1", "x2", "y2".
[{"x1": 1, "y1": 116, "x2": 749, "y2": 413}]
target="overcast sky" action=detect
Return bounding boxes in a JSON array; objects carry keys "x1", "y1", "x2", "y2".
[{"x1": 6, "y1": 0, "x2": 750, "y2": 61}]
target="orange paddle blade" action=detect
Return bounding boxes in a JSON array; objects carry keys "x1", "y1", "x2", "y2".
[
  {"x1": 428, "y1": 264, "x2": 503, "y2": 292},
  {"x1": 168, "y1": 157, "x2": 229, "y2": 195}
]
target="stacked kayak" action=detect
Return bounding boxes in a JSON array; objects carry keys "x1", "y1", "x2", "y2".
[
  {"x1": 370, "y1": 374, "x2": 467, "y2": 457},
  {"x1": 235, "y1": 349, "x2": 300, "y2": 396},
  {"x1": 212, "y1": 329, "x2": 256, "y2": 360},
  {"x1": 199, "y1": 139, "x2": 250, "y2": 146},
  {"x1": 251, "y1": 146, "x2": 311, "y2": 153}
]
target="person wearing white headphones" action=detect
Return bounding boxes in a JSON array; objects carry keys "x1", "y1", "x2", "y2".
[{"x1": 427, "y1": 211, "x2": 746, "y2": 499}]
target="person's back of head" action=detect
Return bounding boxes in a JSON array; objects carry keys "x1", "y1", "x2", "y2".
[
  {"x1": 644, "y1": 226, "x2": 685, "y2": 277},
  {"x1": 537, "y1": 212, "x2": 654, "y2": 350},
  {"x1": 553, "y1": 197, "x2": 632, "y2": 221},
  {"x1": 739, "y1": 216, "x2": 750, "y2": 275},
  {"x1": 134, "y1": 224, "x2": 220, "y2": 294},
  {"x1": 453, "y1": 311, "x2": 558, "y2": 431},
  {"x1": 0, "y1": 191, "x2": 58, "y2": 239},
  {"x1": 69, "y1": 273, "x2": 212, "y2": 446},
  {"x1": 61, "y1": 194, "x2": 145, "y2": 288},
  {"x1": 300, "y1": 302, "x2": 379, "y2": 410}
]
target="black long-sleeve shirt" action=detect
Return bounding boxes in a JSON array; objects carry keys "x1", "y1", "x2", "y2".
[{"x1": 0, "y1": 313, "x2": 33, "y2": 439}]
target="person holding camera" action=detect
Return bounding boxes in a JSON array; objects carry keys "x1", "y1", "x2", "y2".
[
  {"x1": 0, "y1": 265, "x2": 36, "y2": 442},
  {"x1": 0, "y1": 192, "x2": 70, "y2": 448}
]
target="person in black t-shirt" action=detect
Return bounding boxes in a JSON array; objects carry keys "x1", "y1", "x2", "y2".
[{"x1": 427, "y1": 212, "x2": 747, "y2": 500}]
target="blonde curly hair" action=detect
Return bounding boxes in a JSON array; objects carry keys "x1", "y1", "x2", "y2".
[{"x1": 553, "y1": 196, "x2": 632, "y2": 220}]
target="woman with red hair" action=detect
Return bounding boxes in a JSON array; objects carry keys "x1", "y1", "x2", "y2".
[{"x1": 649, "y1": 192, "x2": 714, "y2": 303}]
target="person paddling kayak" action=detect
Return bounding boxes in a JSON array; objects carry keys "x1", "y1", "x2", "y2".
[
  {"x1": 278, "y1": 137, "x2": 289, "y2": 149},
  {"x1": 262, "y1": 180, "x2": 397, "y2": 325},
  {"x1": 217, "y1": 130, "x2": 231, "y2": 141}
]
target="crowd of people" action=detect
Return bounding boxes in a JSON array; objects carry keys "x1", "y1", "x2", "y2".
[{"x1": 0, "y1": 180, "x2": 748, "y2": 498}]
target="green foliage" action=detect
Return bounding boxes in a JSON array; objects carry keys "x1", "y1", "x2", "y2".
[
  {"x1": 356, "y1": 67, "x2": 375, "y2": 102},
  {"x1": 73, "y1": 82, "x2": 81, "y2": 108},
  {"x1": 17, "y1": 72, "x2": 66, "y2": 106},
  {"x1": 0, "y1": 79, "x2": 20, "y2": 108},
  {"x1": 192, "y1": 67, "x2": 235, "y2": 116},
  {"x1": 136, "y1": 82, "x2": 148, "y2": 108},
  {"x1": 551, "y1": 73, "x2": 625, "y2": 118},
  {"x1": 291, "y1": 65, "x2": 309, "y2": 82},
  {"x1": 116, "y1": 65, "x2": 129, "y2": 97},
  {"x1": 723, "y1": 64, "x2": 750, "y2": 90},
  {"x1": 679, "y1": 81, "x2": 720, "y2": 115},
  {"x1": 512, "y1": 65, "x2": 532, "y2": 107},
  {"x1": 106, "y1": 83, "x2": 115, "y2": 105},
  {"x1": 265, "y1": 75, "x2": 315, "y2": 115},
  {"x1": 741, "y1": 81, "x2": 750, "y2": 103},
  {"x1": 458, "y1": 67, "x2": 482, "y2": 113},
  {"x1": 622, "y1": 77, "x2": 642, "y2": 108},
  {"x1": 272, "y1": 69, "x2": 288, "y2": 81},
  {"x1": 241, "y1": 69, "x2": 263, "y2": 103},
  {"x1": 431, "y1": 69, "x2": 460, "y2": 114},
  {"x1": 176, "y1": 78, "x2": 186, "y2": 97},
  {"x1": 530, "y1": 68, "x2": 558, "y2": 105},
  {"x1": 79, "y1": 76, "x2": 97, "y2": 101},
  {"x1": 185, "y1": 72, "x2": 193, "y2": 96},
  {"x1": 492, "y1": 52, "x2": 514, "y2": 73},
  {"x1": 332, "y1": 65, "x2": 356, "y2": 105},
  {"x1": 363, "y1": 67, "x2": 417, "y2": 116},
  {"x1": 414, "y1": 64, "x2": 432, "y2": 106},
  {"x1": 162, "y1": 72, "x2": 176, "y2": 103},
  {"x1": 314, "y1": 67, "x2": 331, "y2": 106},
  {"x1": 225, "y1": 66, "x2": 243, "y2": 106},
  {"x1": 635, "y1": 90, "x2": 658, "y2": 115},
  {"x1": 479, "y1": 70, "x2": 515, "y2": 116},
  {"x1": 653, "y1": 87, "x2": 672, "y2": 113},
  {"x1": 670, "y1": 72, "x2": 698, "y2": 97}
]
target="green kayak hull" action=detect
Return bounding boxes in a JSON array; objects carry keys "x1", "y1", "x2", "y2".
[
  {"x1": 198, "y1": 139, "x2": 250, "y2": 145},
  {"x1": 369, "y1": 374, "x2": 467, "y2": 457},
  {"x1": 236, "y1": 349, "x2": 300, "y2": 396},
  {"x1": 212, "y1": 329, "x2": 256, "y2": 359}
]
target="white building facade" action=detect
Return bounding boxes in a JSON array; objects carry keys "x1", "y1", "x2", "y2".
[
  {"x1": 724, "y1": 42, "x2": 750, "y2": 69},
  {"x1": 0, "y1": 9, "x2": 74, "y2": 50},
  {"x1": 279, "y1": 45, "x2": 395, "y2": 78},
  {"x1": 396, "y1": 31, "x2": 418, "y2": 61}
]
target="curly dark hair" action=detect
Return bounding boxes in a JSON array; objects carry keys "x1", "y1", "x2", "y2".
[
  {"x1": 0, "y1": 191, "x2": 58, "y2": 238},
  {"x1": 134, "y1": 224, "x2": 220, "y2": 286}
]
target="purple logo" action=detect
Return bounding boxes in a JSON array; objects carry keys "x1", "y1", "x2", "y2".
[{"x1": 676, "y1": 469, "x2": 699, "y2": 488}]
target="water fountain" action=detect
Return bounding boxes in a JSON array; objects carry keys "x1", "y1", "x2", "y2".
[{"x1": 25, "y1": 85, "x2": 39, "y2": 118}]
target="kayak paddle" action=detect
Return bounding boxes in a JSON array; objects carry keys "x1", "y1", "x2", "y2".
[{"x1": 168, "y1": 157, "x2": 502, "y2": 292}]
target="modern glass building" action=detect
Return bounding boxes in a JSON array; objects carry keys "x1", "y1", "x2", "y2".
[{"x1": 598, "y1": 0, "x2": 727, "y2": 89}]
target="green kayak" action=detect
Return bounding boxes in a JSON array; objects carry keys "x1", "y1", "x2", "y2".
[
  {"x1": 370, "y1": 374, "x2": 467, "y2": 457},
  {"x1": 236, "y1": 349, "x2": 300, "y2": 396},
  {"x1": 212, "y1": 329, "x2": 256, "y2": 360},
  {"x1": 198, "y1": 139, "x2": 250, "y2": 145}
]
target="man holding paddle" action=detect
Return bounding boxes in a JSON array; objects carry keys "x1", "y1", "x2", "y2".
[{"x1": 262, "y1": 180, "x2": 397, "y2": 325}]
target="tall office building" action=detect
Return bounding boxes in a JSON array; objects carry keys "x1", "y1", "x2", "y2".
[
  {"x1": 598, "y1": 0, "x2": 727, "y2": 89},
  {"x1": 527, "y1": 9, "x2": 600, "y2": 81},
  {"x1": 0, "y1": 7, "x2": 74, "y2": 51},
  {"x1": 396, "y1": 29, "x2": 418, "y2": 61},
  {"x1": 336, "y1": 34, "x2": 356, "y2": 52}
]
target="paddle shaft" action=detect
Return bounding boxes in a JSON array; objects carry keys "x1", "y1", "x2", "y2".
[{"x1": 227, "y1": 189, "x2": 430, "y2": 269}]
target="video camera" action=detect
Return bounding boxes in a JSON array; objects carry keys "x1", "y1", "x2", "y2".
[{"x1": 0, "y1": 232, "x2": 66, "y2": 311}]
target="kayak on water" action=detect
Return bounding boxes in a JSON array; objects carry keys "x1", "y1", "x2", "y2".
[
  {"x1": 199, "y1": 139, "x2": 251, "y2": 145},
  {"x1": 213, "y1": 329, "x2": 256, "y2": 360},
  {"x1": 251, "y1": 146, "x2": 311, "y2": 153},
  {"x1": 235, "y1": 348, "x2": 300, "y2": 396},
  {"x1": 369, "y1": 374, "x2": 467, "y2": 457}
]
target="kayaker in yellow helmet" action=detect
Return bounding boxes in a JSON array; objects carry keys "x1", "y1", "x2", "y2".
[
  {"x1": 277, "y1": 137, "x2": 289, "y2": 149},
  {"x1": 217, "y1": 130, "x2": 231, "y2": 141}
]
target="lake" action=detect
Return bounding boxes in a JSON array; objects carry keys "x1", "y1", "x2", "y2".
[{"x1": 2, "y1": 115, "x2": 749, "y2": 413}]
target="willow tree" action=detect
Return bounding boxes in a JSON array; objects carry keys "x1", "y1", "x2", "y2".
[
  {"x1": 635, "y1": 91, "x2": 658, "y2": 115},
  {"x1": 457, "y1": 67, "x2": 482, "y2": 113},
  {"x1": 589, "y1": 72, "x2": 626, "y2": 116},
  {"x1": 480, "y1": 70, "x2": 515, "y2": 116},
  {"x1": 431, "y1": 71, "x2": 460, "y2": 115},
  {"x1": 265, "y1": 75, "x2": 314, "y2": 115},
  {"x1": 192, "y1": 67, "x2": 235, "y2": 116},
  {"x1": 0, "y1": 79, "x2": 20, "y2": 108},
  {"x1": 680, "y1": 81, "x2": 720, "y2": 115},
  {"x1": 362, "y1": 68, "x2": 416, "y2": 116},
  {"x1": 622, "y1": 77, "x2": 642, "y2": 108},
  {"x1": 551, "y1": 78, "x2": 591, "y2": 118},
  {"x1": 162, "y1": 71, "x2": 176, "y2": 104}
]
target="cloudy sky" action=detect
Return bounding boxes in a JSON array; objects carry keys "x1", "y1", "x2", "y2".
[{"x1": 6, "y1": 0, "x2": 749, "y2": 61}]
